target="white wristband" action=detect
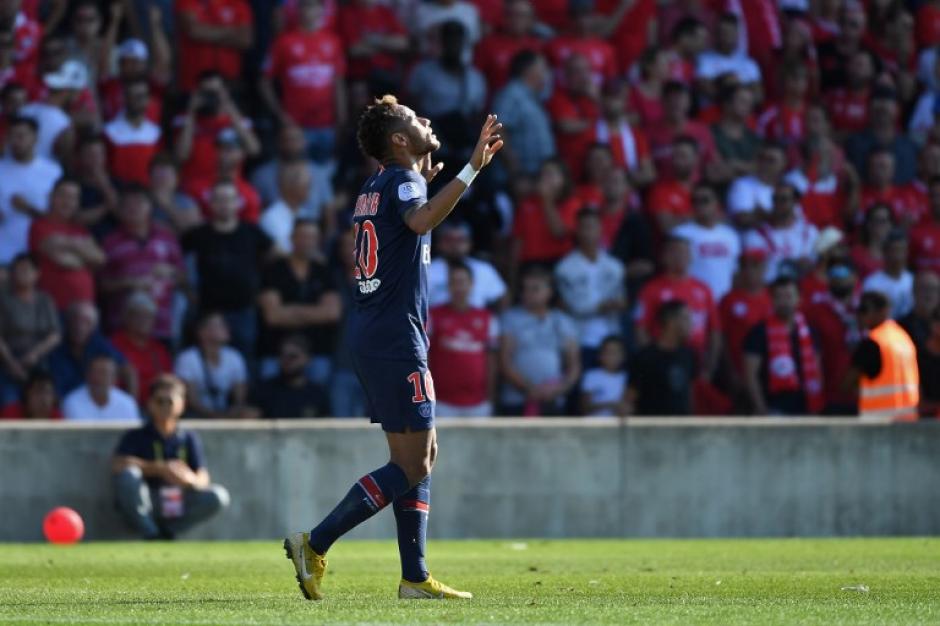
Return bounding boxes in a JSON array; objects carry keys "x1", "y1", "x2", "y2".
[{"x1": 456, "y1": 163, "x2": 478, "y2": 187}]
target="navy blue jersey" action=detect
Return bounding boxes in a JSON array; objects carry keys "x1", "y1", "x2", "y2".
[{"x1": 349, "y1": 165, "x2": 431, "y2": 360}]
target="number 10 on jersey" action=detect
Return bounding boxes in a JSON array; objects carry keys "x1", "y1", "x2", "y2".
[{"x1": 354, "y1": 220, "x2": 382, "y2": 294}]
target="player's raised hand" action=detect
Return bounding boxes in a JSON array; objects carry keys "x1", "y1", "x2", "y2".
[
  {"x1": 420, "y1": 152, "x2": 444, "y2": 183},
  {"x1": 469, "y1": 114, "x2": 504, "y2": 171}
]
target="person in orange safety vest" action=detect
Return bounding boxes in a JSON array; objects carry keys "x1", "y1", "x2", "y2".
[{"x1": 851, "y1": 291, "x2": 920, "y2": 421}]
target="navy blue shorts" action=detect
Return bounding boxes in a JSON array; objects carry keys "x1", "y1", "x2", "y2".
[{"x1": 351, "y1": 355, "x2": 436, "y2": 433}]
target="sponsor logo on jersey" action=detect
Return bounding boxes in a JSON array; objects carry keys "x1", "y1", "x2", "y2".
[{"x1": 358, "y1": 278, "x2": 382, "y2": 294}]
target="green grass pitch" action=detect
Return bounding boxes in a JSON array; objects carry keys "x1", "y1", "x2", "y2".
[{"x1": 1, "y1": 538, "x2": 938, "y2": 624}]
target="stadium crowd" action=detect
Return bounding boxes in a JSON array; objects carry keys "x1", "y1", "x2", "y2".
[{"x1": 0, "y1": 0, "x2": 938, "y2": 420}]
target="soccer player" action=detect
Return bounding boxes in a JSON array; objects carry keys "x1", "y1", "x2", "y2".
[{"x1": 284, "y1": 96, "x2": 502, "y2": 600}]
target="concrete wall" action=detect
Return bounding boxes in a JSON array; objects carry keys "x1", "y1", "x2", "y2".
[{"x1": 1, "y1": 419, "x2": 938, "y2": 542}]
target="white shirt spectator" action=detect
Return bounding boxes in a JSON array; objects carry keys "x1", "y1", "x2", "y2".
[
  {"x1": 727, "y1": 175, "x2": 774, "y2": 218},
  {"x1": 580, "y1": 368, "x2": 627, "y2": 417},
  {"x1": 862, "y1": 270, "x2": 914, "y2": 319},
  {"x1": 743, "y1": 220, "x2": 819, "y2": 281},
  {"x1": 0, "y1": 154, "x2": 62, "y2": 264},
  {"x1": 784, "y1": 168, "x2": 839, "y2": 197},
  {"x1": 554, "y1": 250, "x2": 625, "y2": 349},
  {"x1": 695, "y1": 50, "x2": 762, "y2": 84},
  {"x1": 673, "y1": 221, "x2": 741, "y2": 300},
  {"x1": 19, "y1": 102, "x2": 71, "y2": 160},
  {"x1": 63, "y1": 386, "x2": 141, "y2": 421},
  {"x1": 259, "y1": 201, "x2": 297, "y2": 253},
  {"x1": 428, "y1": 257, "x2": 507, "y2": 308},
  {"x1": 174, "y1": 347, "x2": 247, "y2": 412}
]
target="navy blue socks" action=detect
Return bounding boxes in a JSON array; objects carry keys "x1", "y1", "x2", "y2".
[
  {"x1": 308, "y1": 462, "x2": 410, "y2": 555},
  {"x1": 394, "y1": 475, "x2": 431, "y2": 583}
]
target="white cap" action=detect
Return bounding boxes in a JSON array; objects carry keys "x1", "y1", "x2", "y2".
[
  {"x1": 117, "y1": 38, "x2": 149, "y2": 61},
  {"x1": 43, "y1": 60, "x2": 88, "y2": 90},
  {"x1": 814, "y1": 226, "x2": 844, "y2": 256}
]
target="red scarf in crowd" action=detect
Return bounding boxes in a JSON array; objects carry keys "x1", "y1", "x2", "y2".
[{"x1": 766, "y1": 312, "x2": 824, "y2": 413}]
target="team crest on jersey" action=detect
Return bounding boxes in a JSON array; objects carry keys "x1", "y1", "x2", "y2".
[
  {"x1": 398, "y1": 182, "x2": 422, "y2": 201},
  {"x1": 418, "y1": 402, "x2": 433, "y2": 418}
]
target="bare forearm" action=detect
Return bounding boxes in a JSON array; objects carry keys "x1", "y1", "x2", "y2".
[
  {"x1": 404, "y1": 177, "x2": 470, "y2": 235},
  {"x1": 26, "y1": 333, "x2": 61, "y2": 361}
]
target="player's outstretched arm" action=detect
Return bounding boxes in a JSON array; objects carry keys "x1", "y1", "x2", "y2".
[{"x1": 404, "y1": 115, "x2": 503, "y2": 235}]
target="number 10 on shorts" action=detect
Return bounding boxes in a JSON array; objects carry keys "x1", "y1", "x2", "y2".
[{"x1": 407, "y1": 371, "x2": 436, "y2": 403}]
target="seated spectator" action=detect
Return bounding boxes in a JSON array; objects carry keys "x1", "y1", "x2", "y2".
[
  {"x1": 911, "y1": 177, "x2": 940, "y2": 274},
  {"x1": 743, "y1": 182, "x2": 819, "y2": 281},
  {"x1": 185, "y1": 129, "x2": 261, "y2": 223},
  {"x1": 182, "y1": 181, "x2": 274, "y2": 361},
  {"x1": 112, "y1": 374, "x2": 230, "y2": 539},
  {"x1": 635, "y1": 235, "x2": 720, "y2": 377},
  {"x1": 719, "y1": 250, "x2": 772, "y2": 381},
  {"x1": 646, "y1": 136, "x2": 698, "y2": 234},
  {"x1": 804, "y1": 262, "x2": 861, "y2": 415},
  {"x1": 0, "y1": 369, "x2": 62, "y2": 419},
  {"x1": 99, "y1": 187, "x2": 183, "y2": 339},
  {"x1": 48, "y1": 301, "x2": 135, "y2": 398},
  {"x1": 498, "y1": 266, "x2": 580, "y2": 416},
  {"x1": 109, "y1": 292, "x2": 172, "y2": 405},
  {"x1": 0, "y1": 116, "x2": 62, "y2": 265},
  {"x1": 261, "y1": 0, "x2": 346, "y2": 163},
  {"x1": 428, "y1": 262, "x2": 499, "y2": 418},
  {"x1": 824, "y1": 49, "x2": 874, "y2": 136},
  {"x1": 249, "y1": 124, "x2": 333, "y2": 223},
  {"x1": 673, "y1": 183, "x2": 740, "y2": 301},
  {"x1": 492, "y1": 50, "x2": 555, "y2": 178},
  {"x1": 28, "y1": 177, "x2": 104, "y2": 310},
  {"x1": 743, "y1": 276, "x2": 824, "y2": 416},
  {"x1": 850, "y1": 203, "x2": 893, "y2": 279},
  {"x1": 474, "y1": 0, "x2": 543, "y2": 91},
  {"x1": 148, "y1": 153, "x2": 202, "y2": 234},
  {"x1": 547, "y1": 53, "x2": 599, "y2": 178},
  {"x1": 259, "y1": 159, "x2": 313, "y2": 254},
  {"x1": 648, "y1": 81, "x2": 719, "y2": 181},
  {"x1": 862, "y1": 231, "x2": 914, "y2": 318},
  {"x1": 629, "y1": 48, "x2": 668, "y2": 128},
  {"x1": 579, "y1": 334, "x2": 628, "y2": 417},
  {"x1": 257, "y1": 219, "x2": 341, "y2": 384},
  {"x1": 859, "y1": 149, "x2": 920, "y2": 227},
  {"x1": 103, "y1": 79, "x2": 162, "y2": 187},
  {"x1": 544, "y1": 0, "x2": 615, "y2": 88},
  {"x1": 174, "y1": 311, "x2": 255, "y2": 419},
  {"x1": 173, "y1": 73, "x2": 260, "y2": 186},
  {"x1": 629, "y1": 300, "x2": 696, "y2": 416},
  {"x1": 918, "y1": 308, "x2": 940, "y2": 418},
  {"x1": 428, "y1": 221, "x2": 506, "y2": 309},
  {"x1": 512, "y1": 157, "x2": 582, "y2": 267},
  {"x1": 0, "y1": 253, "x2": 60, "y2": 406},
  {"x1": 335, "y1": 0, "x2": 409, "y2": 86},
  {"x1": 844, "y1": 88, "x2": 917, "y2": 185},
  {"x1": 726, "y1": 142, "x2": 787, "y2": 231},
  {"x1": 555, "y1": 208, "x2": 626, "y2": 364},
  {"x1": 711, "y1": 83, "x2": 760, "y2": 180},
  {"x1": 176, "y1": 0, "x2": 253, "y2": 93},
  {"x1": 757, "y1": 63, "x2": 809, "y2": 150},
  {"x1": 695, "y1": 12, "x2": 762, "y2": 96},
  {"x1": 587, "y1": 79, "x2": 655, "y2": 188},
  {"x1": 252, "y1": 335, "x2": 329, "y2": 418},
  {"x1": 899, "y1": 271, "x2": 940, "y2": 349},
  {"x1": 62, "y1": 354, "x2": 141, "y2": 421}
]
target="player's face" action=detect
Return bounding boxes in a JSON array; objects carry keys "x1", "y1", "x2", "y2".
[{"x1": 398, "y1": 105, "x2": 439, "y2": 156}]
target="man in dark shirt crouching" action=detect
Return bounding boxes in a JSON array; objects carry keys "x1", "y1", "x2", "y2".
[{"x1": 111, "y1": 374, "x2": 230, "y2": 539}]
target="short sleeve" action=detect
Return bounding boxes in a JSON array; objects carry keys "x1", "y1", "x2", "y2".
[
  {"x1": 555, "y1": 311, "x2": 578, "y2": 344},
  {"x1": 393, "y1": 169, "x2": 428, "y2": 219},
  {"x1": 727, "y1": 178, "x2": 752, "y2": 214},
  {"x1": 186, "y1": 431, "x2": 206, "y2": 471},
  {"x1": 174, "y1": 350, "x2": 200, "y2": 383}
]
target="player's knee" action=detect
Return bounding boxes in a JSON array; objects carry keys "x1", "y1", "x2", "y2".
[
  {"x1": 207, "y1": 484, "x2": 231, "y2": 511},
  {"x1": 114, "y1": 465, "x2": 143, "y2": 485}
]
